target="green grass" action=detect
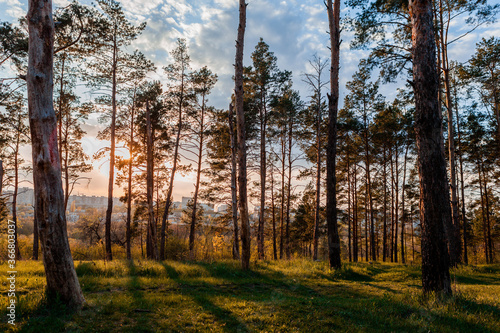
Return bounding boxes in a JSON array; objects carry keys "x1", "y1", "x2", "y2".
[{"x1": 1, "y1": 259, "x2": 499, "y2": 332}]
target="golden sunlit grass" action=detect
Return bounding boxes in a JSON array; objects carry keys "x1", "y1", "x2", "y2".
[{"x1": 1, "y1": 260, "x2": 499, "y2": 332}]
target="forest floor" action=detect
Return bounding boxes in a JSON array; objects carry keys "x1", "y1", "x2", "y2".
[{"x1": 1, "y1": 259, "x2": 499, "y2": 332}]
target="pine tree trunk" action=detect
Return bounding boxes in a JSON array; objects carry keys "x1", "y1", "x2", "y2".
[
  {"x1": 160, "y1": 74, "x2": 184, "y2": 260},
  {"x1": 13, "y1": 132, "x2": 20, "y2": 259},
  {"x1": 285, "y1": 116, "x2": 293, "y2": 259},
  {"x1": 271, "y1": 167, "x2": 277, "y2": 260},
  {"x1": 146, "y1": 101, "x2": 158, "y2": 260},
  {"x1": 280, "y1": 131, "x2": 286, "y2": 259},
  {"x1": 126, "y1": 92, "x2": 136, "y2": 260},
  {"x1": 439, "y1": 20, "x2": 461, "y2": 266},
  {"x1": 390, "y1": 151, "x2": 395, "y2": 262},
  {"x1": 189, "y1": 95, "x2": 206, "y2": 254},
  {"x1": 478, "y1": 163, "x2": 488, "y2": 263},
  {"x1": 235, "y1": 0, "x2": 250, "y2": 270},
  {"x1": 313, "y1": 100, "x2": 322, "y2": 261},
  {"x1": 383, "y1": 146, "x2": 388, "y2": 262},
  {"x1": 347, "y1": 154, "x2": 352, "y2": 262},
  {"x1": 455, "y1": 100, "x2": 468, "y2": 264},
  {"x1": 228, "y1": 104, "x2": 240, "y2": 260},
  {"x1": 353, "y1": 163, "x2": 359, "y2": 262},
  {"x1": 401, "y1": 144, "x2": 409, "y2": 264},
  {"x1": 482, "y1": 168, "x2": 493, "y2": 263},
  {"x1": 394, "y1": 150, "x2": 399, "y2": 263},
  {"x1": 410, "y1": 0, "x2": 451, "y2": 294},
  {"x1": 326, "y1": 0, "x2": 342, "y2": 269},
  {"x1": 27, "y1": 0, "x2": 84, "y2": 308},
  {"x1": 258, "y1": 94, "x2": 266, "y2": 260},
  {"x1": 104, "y1": 36, "x2": 118, "y2": 261}
]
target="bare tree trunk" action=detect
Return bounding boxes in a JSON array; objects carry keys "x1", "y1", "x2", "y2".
[
  {"x1": 126, "y1": 91, "x2": 136, "y2": 260},
  {"x1": 410, "y1": 0, "x2": 451, "y2": 294},
  {"x1": 27, "y1": 0, "x2": 84, "y2": 307},
  {"x1": 285, "y1": 116, "x2": 293, "y2": 259},
  {"x1": 13, "y1": 131, "x2": 21, "y2": 259},
  {"x1": 353, "y1": 162, "x2": 359, "y2": 262},
  {"x1": 189, "y1": 94, "x2": 207, "y2": 254},
  {"x1": 390, "y1": 151, "x2": 395, "y2": 262},
  {"x1": 104, "y1": 35, "x2": 118, "y2": 261},
  {"x1": 401, "y1": 144, "x2": 409, "y2": 264},
  {"x1": 228, "y1": 104, "x2": 240, "y2": 260},
  {"x1": 326, "y1": 0, "x2": 342, "y2": 269},
  {"x1": 347, "y1": 155, "x2": 352, "y2": 262},
  {"x1": 454, "y1": 96, "x2": 467, "y2": 264},
  {"x1": 280, "y1": 132, "x2": 286, "y2": 259},
  {"x1": 439, "y1": 5, "x2": 461, "y2": 266},
  {"x1": 482, "y1": 168, "x2": 493, "y2": 263},
  {"x1": 146, "y1": 101, "x2": 158, "y2": 260},
  {"x1": 478, "y1": 163, "x2": 489, "y2": 263},
  {"x1": 383, "y1": 146, "x2": 388, "y2": 262},
  {"x1": 394, "y1": 150, "x2": 399, "y2": 263},
  {"x1": 257, "y1": 94, "x2": 267, "y2": 260},
  {"x1": 160, "y1": 72, "x2": 184, "y2": 260},
  {"x1": 235, "y1": 0, "x2": 250, "y2": 270},
  {"x1": 363, "y1": 112, "x2": 376, "y2": 261},
  {"x1": 313, "y1": 98, "x2": 322, "y2": 260},
  {"x1": 270, "y1": 165, "x2": 277, "y2": 260},
  {"x1": 411, "y1": 205, "x2": 415, "y2": 262}
]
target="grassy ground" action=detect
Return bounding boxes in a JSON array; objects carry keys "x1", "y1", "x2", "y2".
[{"x1": 1, "y1": 259, "x2": 499, "y2": 332}]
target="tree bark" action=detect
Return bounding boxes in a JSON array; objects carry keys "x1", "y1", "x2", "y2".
[
  {"x1": 438, "y1": 0, "x2": 461, "y2": 266},
  {"x1": 353, "y1": 162, "x2": 359, "y2": 262},
  {"x1": 189, "y1": 92, "x2": 207, "y2": 254},
  {"x1": 27, "y1": 0, "x2": 84, "y2": 308},
  {"x1": 146, "y1": 101, "x2": 158, "y2": 260},
  {"x1": 235, "y1": 0, "x2": 250, "y2": 270},
  {"x1": 160, "y1": 66, "x2": 184, "y2": 260},
  {"x1": 478, "y1": 163, "x2": 489, "y2": 263},
  {"x1": 257, "y1": 93, "x2": 267, "y2": 260},
  {"x1": 280, "y1": 128, "x2": 286, "y2": 259},
  {"x1": 313, "y1": 95, "x2": 322, "y2": 261},
  {"x1": 126, "y1": 90, "x2": 136, "y2": 260},
  {"x1": 12, "y1": 128, "x2": 21, "y2": 259},
  {"x1": 104, "y1": 33, "x2": 118, "y2": 261},
  {"x1": 455, "y1": 106, "x2": 468, "y2": 265},
  {"x1": 410, "y1": 0, "x2": 451, "y2": 294},
  {"x1": 401, "y1": 144, "x2": 409, "y2": 264},
  {"x1": 270, "y1": 165, "x2": 277, "y2": 260},
  {"x1": 228, "y1": 104, "x2": 240, "y2": 260},
  {"x1": 326, "y1": 0, "x2": 342, "y2": 269},
  {"x1": 382, "y1": 146, "x2": 388, "y2": 262},
  {"x1": 285, "y1": 115, "x2": 293, "y2": 259}
]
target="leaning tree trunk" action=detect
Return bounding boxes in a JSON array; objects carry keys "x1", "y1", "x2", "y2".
[
  {"x1": 235, "y1": 0, "x2": 250, "y2": 270},
  {"x1": 228, "y1": 104, "x2": 240, "y2": 260},
  {"x1": 27, "y1": 0, "x2": 84, "y2": 308},
  {"x1": 409, "y1": 0, "x2": 451, "y2": 295},
  {"x1": 326, "y1": 0, "x2": 342, "y2": 269}
]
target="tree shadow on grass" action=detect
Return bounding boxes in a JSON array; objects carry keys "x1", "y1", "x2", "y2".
[
  {"x1": 161, "y1": 262, "x2": 249, "y2": 332},
  {"x1": 125, "y1": 260, "x2": 155, "y2": 333}
]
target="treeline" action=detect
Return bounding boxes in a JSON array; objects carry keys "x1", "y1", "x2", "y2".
[{"x1": 0, "y1": 0, "x2": 499, "y2": 301}]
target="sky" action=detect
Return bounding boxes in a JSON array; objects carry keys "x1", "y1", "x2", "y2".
[{"x1": 1, "y1": 0, "x2": 499, "y2": 202}]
